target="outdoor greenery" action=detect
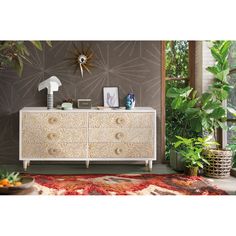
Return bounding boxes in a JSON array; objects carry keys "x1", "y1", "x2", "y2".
[
  {"x1": 165, "y1": 41, "x2": 189, "y2": 78},
  {"x1": 165, "y1": 41, "x2": 190, "y2": 159},
  {"x1": 0, "y1": 41, "x2": 51, "y2": 77}
]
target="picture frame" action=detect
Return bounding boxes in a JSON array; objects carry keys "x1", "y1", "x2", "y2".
[{"x1": 103, "y1": 86, "x2": 119, "y2": 108}]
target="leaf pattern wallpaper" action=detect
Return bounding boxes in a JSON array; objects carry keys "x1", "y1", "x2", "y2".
[{"x1": 0, "y1": 41, "x2": 162, "y2": 164}]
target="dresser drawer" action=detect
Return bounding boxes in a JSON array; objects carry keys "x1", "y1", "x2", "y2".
[
  {"x1": 89, "y1": 143, "x2": 153, "y2": 158},
  {"x1": 89, "y1": 112, "x2": 154, "y2": 128},
  {"x1": 89, "y1": 128, "x2": 153, "y2": 143},
  {"x1": 22, "y1": 143, "x2": 87, "y2": 158},
  {"x1": 22, "y1": 128, "x2": 87, "y2": 143},
  {"x1": 22, "y1": 112, "x2": 87, "y2": 129}
]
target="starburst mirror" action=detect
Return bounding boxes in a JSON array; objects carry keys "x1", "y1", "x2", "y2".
[{"x1": 66, "y1": 44, "x2": 94, "y2": 78}]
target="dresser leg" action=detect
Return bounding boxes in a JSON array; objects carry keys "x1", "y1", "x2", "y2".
[
  {"x1": 148, "y1": 161, "x2": 152, "y2": 172},
  {"x1": 145, "y1": 160, "x2": 148, "y2": 167},
  {"x1": 86, "y1": 160, "x2": 90, "y2": 168},
  {"x1": 23, "y1": 161, "x2": 28, "y2": 171}
]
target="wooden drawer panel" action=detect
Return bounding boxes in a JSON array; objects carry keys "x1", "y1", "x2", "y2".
[
  {"x1": 22, "y1": 143, "x2": 87, "y2": 158},
  {"x1": 22, "y1": 112, "x2": 87, "y2": 129},
  {"x1": 89, "y1": 143, "x2": 153, "y2": 158},
  {"x1": 89, "y1": 128, "x2": 153, "y2": 143},
  {"x1": 89, "y1": 112, "x2": 153, "y2": 128},
  {"x1": 22, "y1": 128, "x2": 87, "y2": 143}
]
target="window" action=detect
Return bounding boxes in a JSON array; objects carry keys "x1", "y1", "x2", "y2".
[
  {"x1": 164, "y1": 41, "x2": 195, "y2": 160},
  {"x1": 165, "y1": 41, "x2": 189, "y2": 80},
  {"x1": 227, "y1": 42, "x2": 236, "y2": 145}
]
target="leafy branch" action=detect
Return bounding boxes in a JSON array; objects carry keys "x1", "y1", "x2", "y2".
[{"x1": 0, "y1": 41, "x2": 51, "y2": 77}]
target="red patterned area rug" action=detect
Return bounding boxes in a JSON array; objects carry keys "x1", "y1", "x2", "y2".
[{"x1": 29, "y1": 174, "x2": 227, "y2": 195}]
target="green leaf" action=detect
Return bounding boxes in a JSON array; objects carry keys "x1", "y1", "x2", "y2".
[
  {"x1": 206, "y1": 66, "x2": 219, "y2": 75},
  {"x1": 174, "y1": 141, "x2": 182, "y2": 148},
  {"x1": 190, "y1": 117, "x2": 202, "y2": 132},
  {"x1": 46, "y1": 41, "x2": 52, "y2": 47},
  {"x1": 211, "y1": 47, "x2": 222, "y2": 62},
  {"x1": 31, "y1": 41, "x2": 43, "y2": 50},
  {"x1": 215, "y1": 69, "x2": 230, "y2": 81},
  {"x1": 219, "y1": 41, "x2": 231, "y2": 59},
  {"x1": 186, "y1": 108, "x2": 200, "y2": 118},
  {"x1": 202, "y1": 100, "x2": 220, "y2": 111},
  {"x1": 201, "y1": 92, "x2": 212, "y2": 106},
  {"x1": 171, "y1": 97, "x2": 182, "y2": 109},
  {"x1": 196, "y1": 162, "x2": 203, "y2": 168},
  {"x1": 166, "y1": 87, "x2": 179, "y2": 98},
  {"x1": 210, "y1": 107, "x2": 225, "y2": 119},
  {"x1": 227, "y1": 107, "x2": 236, "y2": 116}
]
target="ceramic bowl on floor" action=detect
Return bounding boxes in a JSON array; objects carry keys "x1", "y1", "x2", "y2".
[{"x1": 0, "y1": 176, "x2": 34, "y2": 195}]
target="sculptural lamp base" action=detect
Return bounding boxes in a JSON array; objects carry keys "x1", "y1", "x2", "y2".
[{"x1": 47, "y1": 94, "x2": 53, "y2": 109}]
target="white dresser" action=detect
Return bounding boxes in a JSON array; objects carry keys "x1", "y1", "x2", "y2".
[{"x1": 19, "y1": 107, "x2": 156, "y2": 171}]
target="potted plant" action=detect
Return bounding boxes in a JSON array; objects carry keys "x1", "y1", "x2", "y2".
[
  {"x1": 202, "y1": 41, "x2": 236, "y2": 178},
  {"x1": 167, "y1": 41, "x2": 236, "y2": 178},
  {"x1": 174, "y1": 136, "x2": 217, "y2": 176},
  {"x1": 166, "y1": 85, "x2": 200, "y2": 171}
]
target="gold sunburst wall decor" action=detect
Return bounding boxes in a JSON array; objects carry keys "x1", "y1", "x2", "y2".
[{"x1": 66, "y1": 44, "x2": 94, "y2": 78}]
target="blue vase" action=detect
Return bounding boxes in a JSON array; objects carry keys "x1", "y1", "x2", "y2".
[{"x1": 125, "y1": 93, "x2": 135, "y2": 110}]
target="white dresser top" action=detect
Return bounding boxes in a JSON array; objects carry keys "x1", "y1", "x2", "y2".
[{"x1": 21, "y1": 107, "x2": 156, "y2": 113}]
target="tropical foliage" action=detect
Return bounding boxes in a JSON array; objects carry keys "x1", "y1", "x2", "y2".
[
  {"x1": 166, "y1": 40, "x2": 236, "y2": 165},
  {"x1": 174, "y1": 136, "x2": 217, "y2": 168},
  {"x1": 0, "y1": 41, "x2": 51, "y2": 77}
]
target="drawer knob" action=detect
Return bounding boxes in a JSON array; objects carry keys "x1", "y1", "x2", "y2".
[
  {"x1": 47, "y1": 133, "x2": 57, "y2": 140},
  {"x1": 116, "y1": 117, "x2": 124, "y2": 124},
  {"x1": 48, "y1": 148, "x2": 59, "y2": 155},
  {"x1": 115, "y1": 148, "x2": 123, "y2": 155},
  {"x1": 48, "y1": 117, "x2": 58, "y2": 124},
  {"x1": 115, "y1": 132, "x2": 124, "y2": 140}
]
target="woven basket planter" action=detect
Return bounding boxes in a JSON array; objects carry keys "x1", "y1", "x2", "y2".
[{"x1": 203, "y1": 149, "x2": 233, "y2": 179}]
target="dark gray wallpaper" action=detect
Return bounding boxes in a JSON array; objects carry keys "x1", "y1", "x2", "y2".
[{"x1": 0, "y1": 41, "x2": 162, "y2": 164}]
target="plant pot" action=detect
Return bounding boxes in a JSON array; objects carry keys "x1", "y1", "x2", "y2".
[
  {"x1": 203, "y1": 149, "x2": 233, "y2": 179},
  {"x1": 184, "y1": 167, "x2": 199, "y2": 176},
  {"x1": 230, "y1": 168, "x2": 236, "y2": 177},
  {"x1": 170, "y1": 149, "x2": 184, "y2": 172}
]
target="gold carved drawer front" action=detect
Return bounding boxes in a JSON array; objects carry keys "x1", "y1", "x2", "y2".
[
  {"x1": 22, "y1": 112, "x2": 87, "y2": 129},
  {"x1": 89, "y1": 112, "x2": 153, "y2": 128},
  {"x1": 89, "y1": 128, "x2": 153, "y2": 143},
  {"x1": 89, "y1": 143, "x2": 153, "y2": 158},
  {"x1": 22, "y1": 128, "x2": 87, "y2": 143},
  {"x1": 22, "y1": 143, "x2": 87, "y2": 158}
]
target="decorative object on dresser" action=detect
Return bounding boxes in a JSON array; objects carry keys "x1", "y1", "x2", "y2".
[
  {"x1": 38, "y1": 76, "x2": 62, "y2": 109},
  {"x1": 77, "y1": 99, "x2": 92, "y2": 109},
  {"x1": 61, "y1": 102, "x2": 73, "y2": 110},
  {"x1": 103, "y1": 87, "x2": 119, "y2": 108},
  {"x1": 19, "y1": 107, "x2": 156, "y2": 171},
  {"x1": 125, "y1": 93, "x2": 136, "y2": 110}
]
